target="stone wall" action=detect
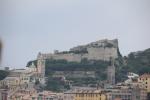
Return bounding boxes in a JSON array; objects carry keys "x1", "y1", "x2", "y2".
[
  {"x1": 84, "y1": 47, "x2": 118, "y2": 61},
  {"x1": 37, "y1": 39, "x2": 119, "y2": 62},
  {"x1": 38, "y1": 53, "x2": 82, "y2": 62},
  {"x1": 52, "y1": 71, "x2": 96, "y2": 78},
  {"x1": 37, "y1": 47, "x2": 118, "y2": 62}
]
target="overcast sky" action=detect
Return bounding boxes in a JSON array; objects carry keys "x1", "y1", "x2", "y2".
[{"x1": 0, "y1": 0, "x2": 150, "y2": 68}]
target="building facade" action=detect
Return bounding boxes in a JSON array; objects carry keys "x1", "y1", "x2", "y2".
[
  {"x1": 138, "y1": 73, "x2": 150, "y2": 92},
  {"x1": 74, "y1": 90, "x2": 107, "y2": 100},
  {"x1": 106, "y1": 86, "x2": 147, "y2": 100}
]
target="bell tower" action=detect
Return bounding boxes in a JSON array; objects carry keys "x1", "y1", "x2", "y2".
[
  {"x1": 37, "y1": 52, "x2": 45, "y2": 78},
  {"x1": 37, "y1": 59, "x2": 45, "y2": 77},
  {"x1": 36, "y1": 52, "x2": 46, "y2": 85}
]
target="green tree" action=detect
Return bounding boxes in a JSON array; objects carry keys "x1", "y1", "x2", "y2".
[{"x1": 0, "y1": 70, "x2": 9, "y2": 80}]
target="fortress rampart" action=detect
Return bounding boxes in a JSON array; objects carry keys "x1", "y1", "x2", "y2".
[{"x1": 37, "y1": 39, "x2": 119, "y2": 62}]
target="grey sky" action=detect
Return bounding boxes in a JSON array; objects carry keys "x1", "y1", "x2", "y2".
[{"x1": 0, "y1": 0, "x2": 150, "y2": 68}]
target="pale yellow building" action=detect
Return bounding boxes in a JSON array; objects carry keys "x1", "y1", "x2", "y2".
[
  {"x1": 10, "y1": 89, "x2": 37, "y2": 100},
  {"x1": 138, "y1": 73, "x2": 150, "y2": 92},
  {"x1": 4, "y1": 77, "x2": 21, "y2": 86},
  {"x1": 74, "y1": 90, "x2": 107, "y2": 100}
]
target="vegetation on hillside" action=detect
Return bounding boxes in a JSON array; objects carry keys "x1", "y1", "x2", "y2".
[
  {"x1": 125, "y1": 48, "x2": 150, "y2": 75},
  {"x1": 45, "y1": 77, "x2": 70, "y2": 92},
  {"x1": 0, "y1": 70, "x2": 9, "y2": 80},
  {"x1": 26, "y1": 60, "x2": 37, "y2": 67},
  {"x1": 45, "y1": 59, "x2": 109, "y2": 92},
  {"x1": 45, "y1": 59, "x2": 109, "y2": 74},
  {"x1": 27, "y1": 58, "x2": 109, "y2": 92},
  {"x1": 57, "y1": 49, "x2": 88, "y2": 54},
  {"x1": 116, "y1": 48, "x2": 150, "y2": 82},
  {"x1": 26, "y1": 48, "x2": 150, "y2": 91}
]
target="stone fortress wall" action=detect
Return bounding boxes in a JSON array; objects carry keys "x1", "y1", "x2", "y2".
[
  {"x1": 52, "y1": 71, "x2": 96, "y2": 78},
  {"x1": 37, "y1": 53, "x2": 82, "y2": 62},
  {"x1": 85, "y1": 47, "x2": 118, "y2": 61},
  {"x1": 37, "y1": 39, "x2": 119, "y2": 62}
]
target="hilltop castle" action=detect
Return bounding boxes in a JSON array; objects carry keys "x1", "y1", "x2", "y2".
[
  {"x1": 37, "y1": 39, "x2": 119, "y2": 62},
  {"x1": 36, "y1": 39, "x2": 118, "y2": 86}
]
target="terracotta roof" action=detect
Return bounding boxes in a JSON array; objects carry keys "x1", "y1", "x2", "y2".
[{"x1": 139, "y1": 73, "x2": 150, "y2": 78}]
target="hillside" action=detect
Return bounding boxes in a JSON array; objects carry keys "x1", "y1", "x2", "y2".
[
  {"x1": 26, "y1": 38, "x2": 150, "y2": 92},
  {"x1": 45, "y1": 59, "x2": 110, "y2": 91},
  {"x1": 125, "y1": 48, "x2": 150, "y2": 75},
  {"x1": 0, "y1": 70, "x2": 9, "y2": 80},
  {"x1": 115, "y1": 48, "x2": 150, "y2": 83},
  {"x1": 26, "y1": 48, "x2": 150, "y2": 91},
  {"x1": 27, "y1": 59, "x2": 110, "y2": 91},
  {"x1": 26, "y1": 39, "x2": 123, "y2": 92}
]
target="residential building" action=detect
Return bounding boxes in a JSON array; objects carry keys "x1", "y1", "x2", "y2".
[
  {"x1": 63, "y1": 90, "x2": 75, "y2": 100},
  {"x1": 138, "y1": 73, "x2": 150, "y2": 92},
  {"x1": 63, "y1": 88, "x2": 107, "y2": 100},
  {"x1": 106, "y1": 85, "x2": 147, "y2": 100},
  {"x1": 74, "y1": 90, "x2": 107, "y2": 100},
  {"x1": 31, "y1": 91, "x2": 63, "y2": 100}
]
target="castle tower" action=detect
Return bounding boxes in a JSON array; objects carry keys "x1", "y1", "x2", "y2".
[
  {"x1": 37, "y1": 52, "x2": 46, "y2": 83},
  {"x1": 37, "y1": 58, "x2": 45, "y2": 77},
  {"x1": 36, "y1": 60, "x2": 45, "y2": 85},
  {"x1": 107, "y1": 57, "x2": 115, "y2": 85}
]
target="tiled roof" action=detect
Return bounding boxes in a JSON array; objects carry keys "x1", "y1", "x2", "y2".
[{"x1": 139, "y1": 73, "x2": 150, "y2": 78}]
